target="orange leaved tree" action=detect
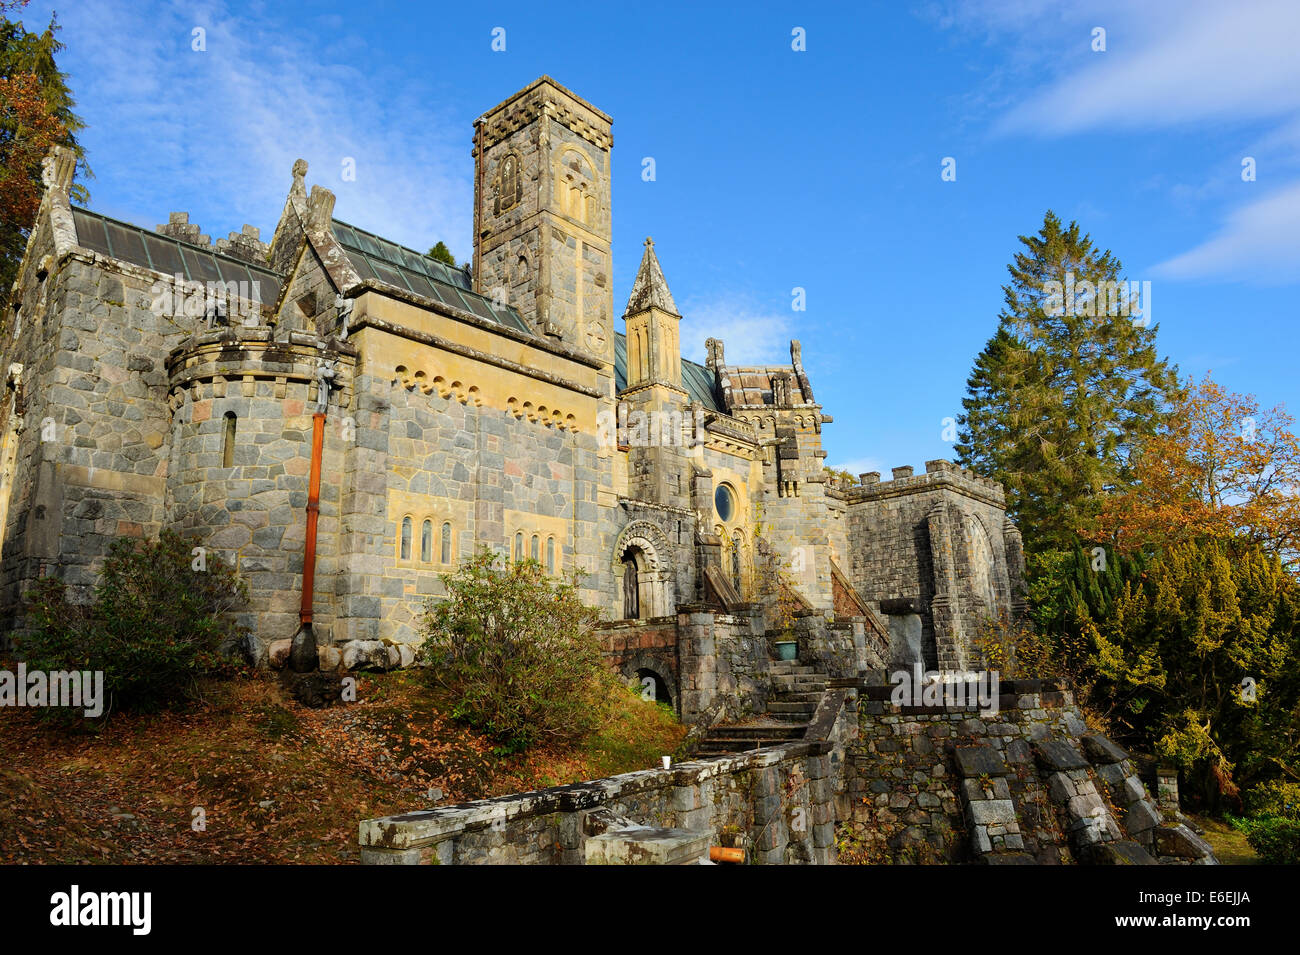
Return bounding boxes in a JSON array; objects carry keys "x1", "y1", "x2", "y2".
[{"x1": 1097, "y1": 373, "x2": 1300, "y2": 569}]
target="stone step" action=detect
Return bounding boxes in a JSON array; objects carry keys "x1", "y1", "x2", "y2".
[
  {"x1": 706, "y1": 723, "x2": 806, "y2": 740},
  {"x1": 766, "y1": 701, "x2": 817, "y2": 716},
  {"x1": 695, "y1": 735, "x2": 802, "y2": 756},
  {"x1": 772, "y1": 680, "x2": 826, "y2": 695},
  {"x1": 774, "y1": 693, "x2": 824, "y2": 704}
]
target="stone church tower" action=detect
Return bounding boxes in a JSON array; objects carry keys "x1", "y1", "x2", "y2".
[{"x1": 471, "y1": 76, "x2": 614, "y2": 368}]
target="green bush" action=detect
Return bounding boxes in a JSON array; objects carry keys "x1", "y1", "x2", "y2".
[
  {"x1": 20, "y1": 530, "x2": 248, "y2": 718},
  {"x1": 1244, "y1": 780, "x2": 1300, "y2": 821},
  {"x1": 421, "y1": 549, "x2": 614, "y2": 753},
  {"x1": 1236, "y1": 816, "x2": 1300, "y2": 865}
]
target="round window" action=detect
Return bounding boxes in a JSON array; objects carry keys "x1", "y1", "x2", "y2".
[{"x1": 715, "y1": 484, "x2": 736, "y2": 523}]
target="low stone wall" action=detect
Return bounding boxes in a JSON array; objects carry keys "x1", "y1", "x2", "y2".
[{"x1": 360, "y1": 739, "x2": 836, "y2": 865}]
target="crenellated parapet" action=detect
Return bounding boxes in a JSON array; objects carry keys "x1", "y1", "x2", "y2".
[
  {"x1": 165, "y1": 328, "x2": 356, "y2": 412},
  {"x1": 846, "y1": 459, "x2": 1005, "y2": 509}
]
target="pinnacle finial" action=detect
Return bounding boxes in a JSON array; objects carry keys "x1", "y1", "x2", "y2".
[{"x1": 624, "y1": 236, "x2": 678, "y2": 317}]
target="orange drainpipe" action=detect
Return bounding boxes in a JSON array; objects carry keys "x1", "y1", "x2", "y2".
[{"x1": 300, "y1": 411, "x2": 325, "y2": 627}]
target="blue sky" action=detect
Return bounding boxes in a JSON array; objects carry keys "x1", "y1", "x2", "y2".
[{"x1": 20, "y1": 0, "x2": 1300, "y2": 476}]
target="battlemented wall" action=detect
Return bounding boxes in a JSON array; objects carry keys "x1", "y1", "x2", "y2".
[{"x1": 845, "y1": 460, "x2": 1024, "y2": 670}]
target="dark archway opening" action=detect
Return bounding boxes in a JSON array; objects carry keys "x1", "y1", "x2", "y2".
[{"x1": 635, "y1": 667, "x2": 672, "y2": 709}]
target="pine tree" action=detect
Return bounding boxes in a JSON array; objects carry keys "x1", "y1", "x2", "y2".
[
  {"x1": 426, "y1": 241, "x2": 457, "y2": 267},
  {"x1": 956, "y1": 211, "x2": 1180, "y2": 552}
]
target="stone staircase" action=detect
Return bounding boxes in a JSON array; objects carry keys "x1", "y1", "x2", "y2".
[{"x1": 694, "y1": 660, "x2": 827, "y2": 757}]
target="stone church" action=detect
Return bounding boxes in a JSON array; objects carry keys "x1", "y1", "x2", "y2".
[{"x1": 1, "y1": 77, "x2": 1026, "y2": 720}]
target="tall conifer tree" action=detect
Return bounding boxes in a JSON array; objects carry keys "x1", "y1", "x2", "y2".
[{"x1": 956, "y1": 211, "x2": 1180, "y2": 552}]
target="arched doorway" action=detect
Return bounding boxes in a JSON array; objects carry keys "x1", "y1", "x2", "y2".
[{"x1": 612, "y1": 521, "x2": 674, "y2": 620}]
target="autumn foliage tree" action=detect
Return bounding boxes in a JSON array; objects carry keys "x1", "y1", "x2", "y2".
[
  {"x1": 0, "y1": 3, "x2": 87, "y2": 288},
  {"x1": 1097, "y1": 374, "x2": 1300, "y2": 568}
]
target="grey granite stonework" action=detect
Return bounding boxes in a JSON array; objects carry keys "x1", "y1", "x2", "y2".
[{"x1": 2, "y1": 86, "x2": 1023, "y2": 690}]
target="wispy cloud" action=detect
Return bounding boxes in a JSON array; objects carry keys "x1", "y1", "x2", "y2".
[
  {"x1": 929, "y1": 0, "x2": 1300, "y2": 285},
  {"x1": 1151, "y1": 183, "x2": 1300, "y2": 283},
  {"x1": 679, "y1": 293, "x2": 795, "y2": 366},
  {"x1": 990, "y1": 0, "x2": 1300, "y2": 136},
  {"x1": 44, "y1": 0, "x2": 470, "y2": 253}
]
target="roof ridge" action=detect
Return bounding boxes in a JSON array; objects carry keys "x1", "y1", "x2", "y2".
[{"x1": 72, "y1": 205, "x2": 280, "y2": 276}]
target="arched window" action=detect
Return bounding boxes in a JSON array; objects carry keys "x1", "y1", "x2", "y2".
[
  {"x1": 530, "y1": 534, "x2": 539, "y2": 561},
  {"x1": 515, "y1": 532, "x2": 523, "y2": 561},
  {"x1": 622, "y1": 549, "x2": 641, "y2": 620},
  {"x1": 441, "y1": 522, "x2": 452, "y2": 564},
  {"x1": 420, "y1": 519, "x2": 432, "y2": 562},
  {"x1": 731, "y1": 531, "x2": 743, "y2": 591},
  {"x1": 400, "y1": 517, "x2": 412, "y2": 561},
  {"x1": 546, "y1": 537, "x2": 555, "y2": 574},
  {"x1": 222, "y1": 412, "x2": 237, "y2": 468}
]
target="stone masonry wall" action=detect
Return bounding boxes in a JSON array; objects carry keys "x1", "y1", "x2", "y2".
[
  {"x1": 0, "y1": 251, "x2": 193, "y2": 632},
  {"x1": 845, "y1": 461, "x2": 1017, "y2": 670},
  {"x1": 840, "y1": 676, "x2": 1217, "y2": 865},
  {"x1": 676, "y1": 608, "x2": 769, "y2": 725},
  {"x1": 165, "y1": 330, "x2": 356, "y2": 662},
  {"x1": 334, "y1": 357, "x2": 608, "y2": 648}
]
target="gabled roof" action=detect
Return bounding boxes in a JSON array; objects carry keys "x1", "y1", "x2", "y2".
[
  {"x1": 623, "y1": 237, "x2": 679, "y2": 317},
  {"x1": 330, "y1": 219, "x2": 532, "y2": 335},
  {"x1": 613, "y1": 331, "x2": 721, "y2": 411},
  {"x1": 70, "y1": 207, "x2": 282, "y2": 302}
]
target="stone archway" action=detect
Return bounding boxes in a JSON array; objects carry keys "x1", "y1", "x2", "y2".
[
  {"x1": 612, "y1": 520, "x2": 674, "y2": 619},
  {"x1": 619, "y1": 650, "x2": 679, "y2": 715},
  {"x1": 962, "y1": 512, "x2": 1002, "y2": 618}
]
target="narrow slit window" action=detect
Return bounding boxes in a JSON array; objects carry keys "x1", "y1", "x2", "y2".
[
  {"x1": 400, "y1": 517, "x2": 412, "y2": 560},
  {"x1": 515, "y1": 532, "x2": 523, "y2": 561},
  {"x1": 530, "y1": 534, "x2": 539, "y2": 561},
  {"x1": 441, "y1": 522, "x2": 452, "y2": 563},
  {"x1": 420, "y1": 520, "x2": 432, "y2": 562},
  {"x1": 546, "y1": 537, "x2": 555, "y2": 574},
  {"x1": 222, "y1": 412, "x2": 237, "y2": 468}
]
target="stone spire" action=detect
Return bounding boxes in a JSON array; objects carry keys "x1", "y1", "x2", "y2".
[{"x1": 624, "y1": 237, "x2": 679, "y2": 317}]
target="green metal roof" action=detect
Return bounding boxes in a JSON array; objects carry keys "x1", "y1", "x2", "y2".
[
  {"x1": 331, "y1": 219, "x2": 532, "y2": 336},
  {"x1": 614, "y1": 331, "x2": 721, "y2": 412},
  {"x1": 70, "y1": 207, "x2": 282, "y2": 304}
]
